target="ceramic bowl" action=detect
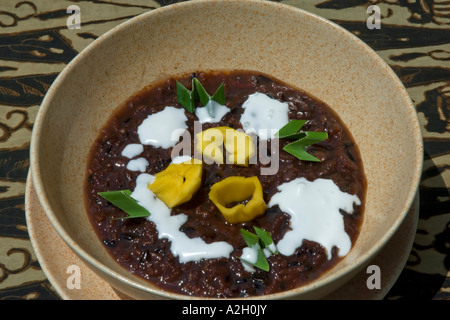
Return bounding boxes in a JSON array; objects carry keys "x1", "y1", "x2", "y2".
[{"x1": 30, "y1": 0, "x2": 423, "y2": 300}]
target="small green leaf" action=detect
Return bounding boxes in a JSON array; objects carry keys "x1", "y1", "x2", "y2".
[
  {"x1": 192, "y1": 78, "x2": 211, "y2": 107},
  {"x1": 176, "y1": 81, "x2": 195, "y2": 113},
  {"x1": 239, "y1": 245, "x2": 270, "y2": 272},
  {"x1": 176, "y1": 78, "x2": 225, "y2": 118},
  {"x1": 254, "y1": 226, "x2": 278, "y2": 255},
  {"x1": 239, "y1": 235, "x2": 270, "y2": 271},
  {"x1": 192, "y1": 78, "x2": 226, "y2": 118},
  {"x1": 276, "y1": 120, "x2": 328, "y2": 162},
  {"x1": 210, "y1": 82, "x2": 226, "y2": 105},
  {"x1": 240, "y1": 228, "x2": 275, "y2": 272},
  {"x1": 98, "y1": 190, "x2": 150, "y2": 219},
  {"x1": 240, "y1": 228, "x2": 260, "y2": 247},
  {"x1": 276, "y1": 119, "x2": 307, "y2": 140},
  {"x1": 283, "y1": 131, "x2": 328, "y2": 162},
  {"x1": 193, "y1": 79, "x2": 216, "y2": 117}
]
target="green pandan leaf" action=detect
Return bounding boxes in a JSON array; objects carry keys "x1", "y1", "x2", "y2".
[
  {"x1": 253, "y1": 226, "x2": 278, "y2": 255},
  {"x1": 276, "y1": 120, "x2": 328, "y2": 162},
  {"x1": 283, "y1": 131, "x2": 328, "y2": 162},
  {"x1": 98, "y1": 190, "x2": 150, "y2": 219},
  {"x1": 176, "y1": 80, "x2": 196, "y2": 113},
  {"x1": 177, "y1": 78, "x2": 225, "y2": 118},
  {"x1": 239, "y1": 228, "x2": 277, "y2": 272}
]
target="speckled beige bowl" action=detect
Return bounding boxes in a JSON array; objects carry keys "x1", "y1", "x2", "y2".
[{"x1": 30, "y1": 0, "x2": 423, "y2": 300}]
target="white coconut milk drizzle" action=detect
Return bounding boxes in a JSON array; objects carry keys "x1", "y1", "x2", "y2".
[
  {"x1": 126, "y1": 157, "x2": 148, "y2": 172},
  {"x1": 240, "y1": 245, "x2": 259, "y2": 272},
  {"x1": 137, "y1": 106, "x2": 188, "y2": 148},
  {"x1": 240, "y1": 92, "x2": 290, "y2": 140},
  {"x1": 240, "y1": 245, "x2": 275, "y2": 272},
  {"x1": 170, "y1": 155, "x2": 193, "y2": 164},
  {"x1": 121, "y1": 143, "x2": 143, "y2": 158},
  {"x1": 131, "y1": 173, "x2": 234, "y2": 263},
  {"x1": 268, "y1": 178, "x2": 361, "y2": 260},
  {"x1": 195, "y1": 100, "x2": 229, "y2": 124}
]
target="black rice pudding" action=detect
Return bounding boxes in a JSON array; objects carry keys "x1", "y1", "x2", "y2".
[{"x1": 84, "y1": 70, "x2": 366, "y2": 298}]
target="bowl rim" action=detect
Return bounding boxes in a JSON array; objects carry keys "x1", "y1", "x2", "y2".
[{"x1": 30, "y1": 0, "x2": 423, "y2": 300}]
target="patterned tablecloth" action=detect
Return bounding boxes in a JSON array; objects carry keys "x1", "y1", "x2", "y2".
[{"x1": 0, "y1": 0, "x2": 448, "y2": 300}]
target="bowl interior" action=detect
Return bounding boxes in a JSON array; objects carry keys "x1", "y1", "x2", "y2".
[{"x1": 31, "y1": 0, "x2": 423, "y2": 299}]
